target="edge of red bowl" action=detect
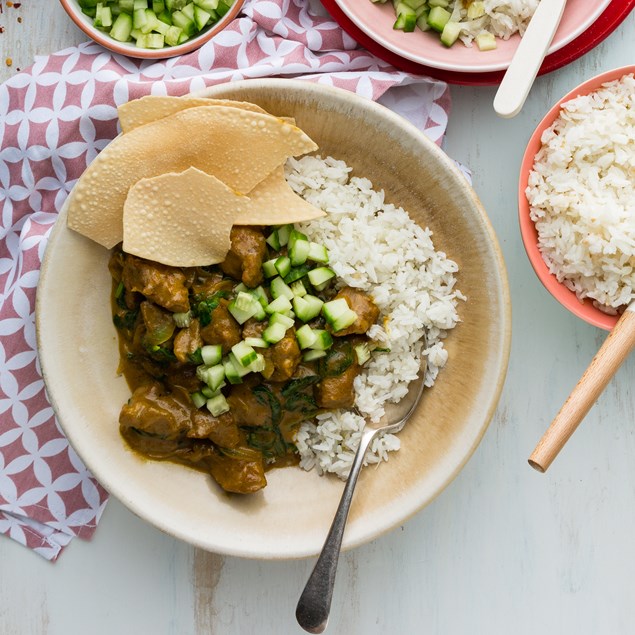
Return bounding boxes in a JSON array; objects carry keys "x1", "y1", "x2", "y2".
[
  {"x1": 58, "y1": 0, "x2": 244, "y2": 59},
  {"x1": 518, "y1": 64, "x2": 635, "y2": 332}
]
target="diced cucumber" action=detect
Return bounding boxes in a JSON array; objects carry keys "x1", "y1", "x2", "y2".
[
  {"x1": 263, "y1": 321, "x2": 287, "y2": 344},
  {"x1": 268, "y1": 312, "x2": 295, "y2": 330},
  {"x1": 247, "y1": 353, "x2": 266, "y2": 373},
  {"x1": 205, "y1": 363, "x2": 226, "y2": 391},
  {"x1": 427, "y1": 5, "x2": 450, "y2": 32},
  {"x1": 158, "y1": 9, "x2": 173, "y2": 24},
  {"x1": 201, "y1": 385, "x2": 221, "y2": 398},
  {"x1": 321, "y1": 298, "x2": 350, "y2": 324},
  {"x1": 96, "y1": 5, "x2": 113, "y2": 28},
  {"x1": 308, "y1": 330, "x2": 333, "y2": 351},
  {"x1": 290, "y1": 280, "x2": 307, "y2": 298},
  {"x1": 231, "y1": 341, "x2": 257, "y2": 367},
  {"x1": 135, "y1": 34, "x2": 148, "y2": 47},
  {"x1": 295, "y1": 324, "x2": 317, "y2": 349},
  {"x1": 190, "y1": 391, "x2": 206, "y2": 409},
  {"x1": 244, "y1": 337, "x2": 269, "y2": 348},
  {"x1": 331, "y1": 309, "x2": 358, "y2": 332},
  {"x1": 133, "y1": 8, "x2": 148, "y2": 28},
  {"x1": 287, "y1": 229, "x2": 308, "y2": 251},
  {"x1": 266, "y1": 294, "x2": 292, "y2": 315},
  {"x1": 228, "y1": 298, "x2": 257, "y2": 324},
  {"x1": 428, "y1": 0, "x2": 448, "y2": 6},
  {"x1": 194, "y1": 0, "x2": 220, "y2": 10},
  {"x1": 307, "y1": 242, "x2": 329, "y2": 264},
  {"x1": 153, "y1": 18, "x2": 170, "y2": 34},
  {"x1": 153, "y1": 0, "x2": 166, "y2": 11},
  {"x1": 235, "y1": 291, "x2": 258, "y2": 313},
  {"x1": 146, "y1": 32, "x2": 164, "y2": 47},
  {"x1": 177, "y1": 32, "x2": 189, "y2": 43},
  {"x1": 193, "y1": 5, "x2": 212, "y2": 29},
  {"x1": 119, "y1": 0, "x2": 135, "y2": 12},
  {"x1": 476, "y1": 32, "x2": 497, "y2": 51},
  {"x1": 262, "y1": 259, "x2": 278, "y2": 279},
  {"x1": 394, "y1": 3, "x2": 416, "y2": 32},
  {"x1": 171, "y1": 10, "x2": 196, "y2": 35},
  {"x1": 302, "y1": 349, "x2": 327, "y2": 362},
  {"x1": 207, "y1": 394, "x2": 229, "y2": 417},
  {"x1": 440, "y1": 21, "x2": 461, "y2": 47},
  {"x1": 307, "y1": 267, "x2": 335, "y2": 288},
  {"x1": 228, "y1": 353, "x2": 253, "y2": 377},
  {"x1": 200, "y1": 344, "x2": 222, "y2": 366},
  {"x1": 416, "y1": 12, "x2": 430, "y2": 31},
  {"x1": 277, "y1": 224, "x2": 292, "y2": 247},
  {"x1": 134, "y1": 0, "x2": 149, "y2": 8},
  {"x1": 141, "y1": 8, "x2": 161, "y2": 33},
  {"x1": 283, "y1": 264, "x2": 311, "y2": 284},
  {"x1": 274, "y1": 256, "x2": 291, "y2": 278},
  {"x1": 164, "y1": 24, "x2": 182, "y2": 45},
  {"x1": 270, "y1": 276, "x2": 294, "y2": 301},
  {"x1": 223, "y1": 357, "x2": 242, "y2": 384},
  {"x1": 216, "y1": 0, "x2": 230, "y2": 17},
  {"x1": 110, "y1": 13, "x2": 133, "y2": 41},
  {"x1": 266, "y1": 229, "x2": 281, "y2": 251},
  {"x1": 467, "y1": 0, "x2": 485, "y2": 19},
  {"x1": 130, "y1": 28, "x2": 142, "y2": 39},
  {"x1": 181, "y1": 2, "x2": 195, "y2": 20},
  {"x1": 355, "y1": 342, "x2": 371, "y2": 365},
  {"x1": 289, "y1": 238, "x2": 310, "y2": 266},
  {"x1": 402, "y1": 0, "x2": 426, "y2": 9},
  {"x1": 293, "y1": 294, "x2": 323, "y2": 322}
]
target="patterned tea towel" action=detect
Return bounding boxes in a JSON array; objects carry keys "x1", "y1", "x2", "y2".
[{"x1": 0, "y1": 0, "x2": 452, "y2": 561}]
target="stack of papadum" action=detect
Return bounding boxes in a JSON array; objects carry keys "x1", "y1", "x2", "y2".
[{"x1": 66, "y1": 96, "x2": 325, "y2": 267}]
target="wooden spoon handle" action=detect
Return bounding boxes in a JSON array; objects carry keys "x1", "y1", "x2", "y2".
[{"x1": 529, "y1": 306, "x2": 635, "y2": 473}]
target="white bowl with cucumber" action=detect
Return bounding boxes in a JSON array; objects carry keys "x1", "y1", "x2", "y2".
[{"x1": 59, "y1": 0, "x2": 244, "y2": 58}]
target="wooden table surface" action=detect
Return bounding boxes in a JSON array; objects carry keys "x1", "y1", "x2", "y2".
[{"x1": 2, "y1": 3, "x2": 635, "y2": 634}]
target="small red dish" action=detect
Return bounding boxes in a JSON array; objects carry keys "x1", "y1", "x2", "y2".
[
  {"x1": 58, "y1": 0, "x2": 244, "y2": 59},
  {"x1": 518, "y1": 65, "x2": 635, "y2": 331}
]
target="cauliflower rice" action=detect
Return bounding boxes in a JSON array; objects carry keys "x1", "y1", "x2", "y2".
[
  {"x1": 285, "y1": 156, "x2": 465, "y2": 479},
  {"x1": 526, "y1": 73, "x2": 635, "y2": 314}
]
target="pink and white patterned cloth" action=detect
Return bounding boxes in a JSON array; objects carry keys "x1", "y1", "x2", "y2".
[{"x1": 0, "y1": 0, "x2": 451, "y2": 561}]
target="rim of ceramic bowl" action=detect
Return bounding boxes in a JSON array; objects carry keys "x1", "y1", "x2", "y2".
[
  {"x1": 518, "y1": 64, "x2": 635, "y2": 332},
  {"x1": 331, "y1": 0, "x2": 611, "y2": 73},
  {"x1": 58, "y1": 0, "x2": 244, "y2": 59},
  {"x1": 38, "y1": 80, "x2": 511, "y2": 558}
]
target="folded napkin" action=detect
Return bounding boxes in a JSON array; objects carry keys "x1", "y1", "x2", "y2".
[{"x1": 0, "y1": 0, "x2": 451, "y2": 561}]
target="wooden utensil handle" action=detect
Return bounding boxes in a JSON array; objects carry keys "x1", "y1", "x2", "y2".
[{"x1": 529, "y1": 307, "x2": 635, "y2": 473}]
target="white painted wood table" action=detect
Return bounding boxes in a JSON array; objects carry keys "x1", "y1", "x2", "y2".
[{"x1": 2, "y1": 4, "x2": 635, "y2": 634}]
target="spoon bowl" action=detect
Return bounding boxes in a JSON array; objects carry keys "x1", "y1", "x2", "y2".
[{"x1": 296, "y1": 344, "x2": 428, "y2": 633}]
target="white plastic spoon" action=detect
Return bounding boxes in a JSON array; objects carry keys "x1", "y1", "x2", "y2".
[{"x1": 494, "y1": 0, "x2": 567, "y2": 118}]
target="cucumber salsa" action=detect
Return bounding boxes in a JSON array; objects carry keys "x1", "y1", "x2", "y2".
[
  {"x1": 110, "y1": 224, "x2": 382, "y2": 495},
  {"x1": 77, "y1": 0, "x2": 234, "y2": 50}
]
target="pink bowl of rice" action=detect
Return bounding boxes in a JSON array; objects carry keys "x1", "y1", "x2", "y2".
[{"x1": 519, "y1": 65, "x2": 635, "y2": 331}]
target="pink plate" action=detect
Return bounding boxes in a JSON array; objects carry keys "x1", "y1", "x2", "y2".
[
  {"x1": 335, "y1": 0, "x2": 611, "y2": 73},
  {"x1": 518, "y1": 65, "x2": 635, "y2": 332}
]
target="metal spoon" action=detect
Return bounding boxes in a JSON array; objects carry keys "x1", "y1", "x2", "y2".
[{"x1": 296, "y1": 344, "x2": 428, "y2": 634}]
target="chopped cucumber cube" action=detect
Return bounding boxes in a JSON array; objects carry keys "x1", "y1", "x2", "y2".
[
  {"x1": 321, "y1": 298, "x2": 350, "y2": 324},
  {"x1": 266, "y1": 295, "x2": 293, "y2": 315},
  {"x1": 307, "y1": 267, "x2": 335, "y2": 288},
  {"x1": 190, "y1": 391, "x2": 206, "y2": 409},
  {"x1": 207, "y1": 394, "x2": 229, "y2": 417},
  {"x1": 287, "y1": 229, "x2": 308, "y2": 251},
  {"x1": 194, "y1": 0, "x2": 220, "y2": 10},
  {"x1": 428, "y1": 0, "x2": 448, "y2": 6},
  {"x1": 290, "y1": 280, "x2": 307, "y2": 297},
  {"x1": 231, "y1": 341, "x2": 257, "y2": 367},
  {"x1": 244, "y1": 337, "x2": 269, "y2": 348},
  {"x1": 274, "y1": 256, "x2": 291, "y2": 278},
  {"x1": 268, "y1": 312, "x2": 295, "y2": 330},
  {"x1": 262, "y1": 259, "x2": 278, "y2": 279},
  {"x1": 164, "y1": 24, "x2": 182, "y2": 45},
  {"x1": 263, "y1": 321, "x2": 287, "y2": 344},
  {"x1": 201, "y1": 344, "x2": 222, "y2": 366},
  {"x1": 110, "y1": 13, "x2": 133, "y2": 41},
  {"x1": 293, "y1": 294, "x2": 323, "y2": 322},
  {"x1": 216, "y1": 0, "x2": 230, "y2": 17},
  {"x1": 427, "y1": 5, "x2": 450, "y2": 32},
  {"x1": 181, "y1": 2, "x2": 196, "y2": 20},
  {"x1": 266, "y1": 229, "x2": 281, "y2": 251},
  {"x1": 204, "y1": 363, "x2": 226, "y2": 391},
  {"x1": 308, "y1": 329, "x2": 333, "y2": 351},
  {"x1": 283, "y1": 264, "x2": 311, "y2": 284},
  {"x1": 228, "y1": 298, "x2": 258, "y2": 324},
  {"x1": 302, "y1": 349, "x2": 327, "y2": 362},
  {"x1": 270, "y1": 276, "x2": 294, "y2": 301},
  {"x1": 331, "y1": 309, "x2": 358, "y2": 332},
  {"x1": 440, "y1": 21, "x2": 461, "y2": 47},
  {"x1": 295, "y1": 324, "x2": 317, "y2": 349},
  {"x1": 476, "y1": 32, "x2": 497, "y2": 51},
  {"x1": 247, "y1": 353, "x2": 266, "y2": 373},
  {"x1": 223, "y1": 357, "x2": 242, "y2": 384},
  {"x1": 307, "y1": 242, "x2": 329, "y2": 264},
  {"x1": 289, "y1": 238, "x2": 310, "y2": 266},
  {"x1": 171, "y1": 9, "x2": 196, "y2": 35},
  {"x1": 276, "y1": 224, "x2": 292, "y2": 246},
  {"x1": 355, "y1": 342, "x2": 371, "y2": 365},
  {"x1": 467, "y1": 1, "x2": 485, "y2": 19}
]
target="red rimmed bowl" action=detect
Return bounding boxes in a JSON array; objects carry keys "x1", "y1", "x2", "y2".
[
  {"x1": 58, "y1": 0, "x2": 244, "y2": 59},
  {"x1": 519, "y1": 65, "x2": 635, "y2": 332}
]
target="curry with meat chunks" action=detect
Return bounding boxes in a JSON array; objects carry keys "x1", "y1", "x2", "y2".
[{"x1": 110, "y1": 224, "x2": 380, "y2": 495}]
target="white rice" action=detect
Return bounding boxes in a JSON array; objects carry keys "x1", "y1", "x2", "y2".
[
  {"x1": 285, "y1": 156, "x2": 464, "y2": 479},
  {"x1": 449, "y1": 0, "x2": 539, "y2": 47},
  {"x1": 526, "y1": 74, "x2": 635, "y2": 314}
]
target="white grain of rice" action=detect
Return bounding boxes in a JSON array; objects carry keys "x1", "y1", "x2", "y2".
[{"x1": 287, "y1": 156, "x2": 464, "y2": 479}]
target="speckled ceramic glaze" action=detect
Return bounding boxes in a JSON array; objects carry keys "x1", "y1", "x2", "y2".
[{"x1": 37, "y1": 80, "x2": 511, "y2": 558}]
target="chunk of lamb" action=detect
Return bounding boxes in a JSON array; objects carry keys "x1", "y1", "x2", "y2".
[
  {"x1": 122, "y1": 254, "x2": 190, "y2": 313},
  {"x1": 173, "y1": 319, "x2": 203, "y2": 364},
  {"x1": 329, "y1": 287, "x2": 380, "y2": 336},
  {"x1": 200, "y1": 301, "x2": 241, "y2": 354},
  {"x1": 269, "y1": 330, "x2": 301, "y2": 382},
  {"x1": 315, "y1": 363, "x2": 360, "y2": 409},
  {"x1": 220, "y1": 226, "x2": 267, "y2": 288}
]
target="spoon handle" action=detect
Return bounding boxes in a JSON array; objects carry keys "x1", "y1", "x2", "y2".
[
  {"x1": 529, "y1": 305, "x2": 635, "y2": 473},
  {"x1": 493, "y1": 0, "x2": 567, "y2": 118},
  {"x1": 296, "y1": 427, "x2": 378, "y2": 634}
]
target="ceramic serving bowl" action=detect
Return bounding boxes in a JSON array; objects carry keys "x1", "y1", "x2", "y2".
[
  {"x1": 37, "y1": 79, "x2": 511, "y2": 558},
  {"x1": 58, "y1": 0, "x2": 243, "y2": 59},
  {"x1": 333, "y1": 0, "x2": 610, "y2": 73},
  {"x1": 519, "y1": 65, "x2": 635, "y2": 332}
]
